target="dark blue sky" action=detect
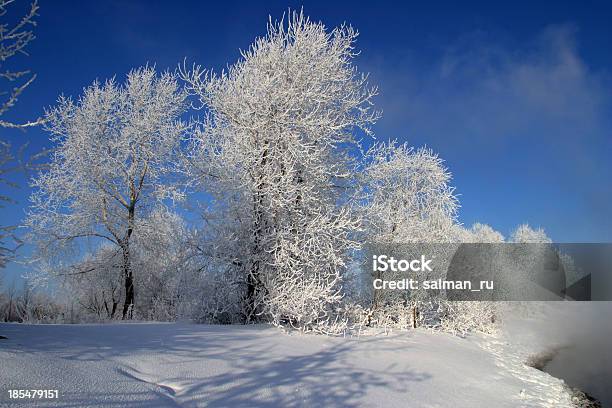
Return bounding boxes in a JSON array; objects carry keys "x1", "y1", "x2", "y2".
[{"x1": 2, "y1": 0, "x2": 611, "y2": 285}]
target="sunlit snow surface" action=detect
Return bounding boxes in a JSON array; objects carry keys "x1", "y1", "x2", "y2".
[{"x1": 0, "y1": 321, "x2": 574, "y2": 407}]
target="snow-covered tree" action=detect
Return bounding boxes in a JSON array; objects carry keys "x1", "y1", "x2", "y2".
[
  {"x1": 466, "y1": 223, "x2": 505, "y2": 243},
  {"x1": 181, "y1": 11, "x2": 378, "y2": 331},
  {"x1": 359, "y1": 141, "x2": 459, "y2": 327},
  {"x1": 558, "y1": 251, "x2": 585, "y2": 290},
  {"x1": 27, "y1": 66, "x2": 188, "y2": 319},
  {"x1": 362, "y1": 142, "x2": 459, "y2": 244},
  {"x1": 510, "y1": 224, "x2": 551, "y2": 243},
  {"x1": 356, "y1": 143, "x2": 499, "y2": 336}
]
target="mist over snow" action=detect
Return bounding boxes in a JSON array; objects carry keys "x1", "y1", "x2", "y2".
[{"x1": 502, "y1": 302, "x2": 612, "y2": 406}]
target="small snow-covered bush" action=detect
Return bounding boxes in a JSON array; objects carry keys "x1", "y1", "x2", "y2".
[
  {"x1": 437, "y1": 301, "x2": 498, "y2": 337},
  {"x1": 368, "y1": 302, "x2": 415, "y2": 329},
  {"x1": 356, "y1": 301, "x2": 428, "y2": 331}
]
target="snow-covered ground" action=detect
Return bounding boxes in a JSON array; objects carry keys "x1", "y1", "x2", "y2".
[{"x1": 0, "y1": 319, "x2": 576, "y2": 408}]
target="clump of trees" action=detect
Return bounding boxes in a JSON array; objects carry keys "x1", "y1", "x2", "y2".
[
  {"x1": 10, "y1": 10, "x2": 561, "y2": 335},
  {"x1": 0, "y1": 280, "x2": 64, "y2": 323}
]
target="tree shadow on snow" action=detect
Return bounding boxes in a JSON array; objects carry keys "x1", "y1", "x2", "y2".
[
  {"x1": 179, "y1": 337, "x2": 431, "y2": 407},
  {"x1": 0, "y1": 323, "x2": 431, "y2": 407}
]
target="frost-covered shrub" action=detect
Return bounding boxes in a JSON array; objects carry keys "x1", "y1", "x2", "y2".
[
  {"x1": 437, "y1": 301, "x2": 498, "y2": 337},
  {"x1": 368, "y1": 302, "x2": 415, "y2": 329},
  {"x1": 340, "y1": 302, "x2": 371, "y2": 332},
  {"x1": 357, "y1": 300, "x2": 497, "y2": 336}
]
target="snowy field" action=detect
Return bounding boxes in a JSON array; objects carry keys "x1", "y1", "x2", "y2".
[{"x1": 0, "y1": 320, "x2": 576, "y2": 408}]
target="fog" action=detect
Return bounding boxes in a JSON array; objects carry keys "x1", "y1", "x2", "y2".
[{"x1": 537, "y1": 302, "x2": 612, "y2": 406}]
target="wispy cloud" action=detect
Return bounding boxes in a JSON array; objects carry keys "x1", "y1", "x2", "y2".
[
  {"x1": 365, "y1": 25, "x2": 612, "y2": 240},
  {"x1": 372, "y1": 24, "x2": 608, "y2": 144}
]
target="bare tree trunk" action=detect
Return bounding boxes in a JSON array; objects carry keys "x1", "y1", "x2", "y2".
[
  {"x1": 111, "y1": 299, "x2": 118, "y2": 318},
  {"x1": 121, "y1": 203, "x2": 136, "y2": 320},
  {"x1": 121, "y1": 244, "x2": 134, "y2": 319},
  {"x1": 244, "y1": 140, "x2": 268, "y2": 323},
  {"x1": 245, "y1": 260, "x2": 258, "y2": 322},
  {"x1": 245, "y1": 192, "x2": 264, "y2": 323},
  {"x1": 372, "y1": 270, "x2": 383, "y2": 310}
]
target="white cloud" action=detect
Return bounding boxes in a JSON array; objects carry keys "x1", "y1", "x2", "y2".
[{"x1": 370, "y1": 24, "x2": 609, "y2": 145}]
